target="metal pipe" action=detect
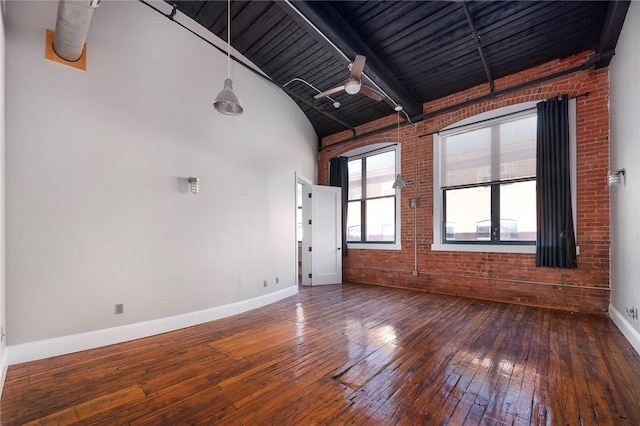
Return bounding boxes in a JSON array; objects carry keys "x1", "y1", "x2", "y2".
[
  {"x1": 412, "y1": 125, "x2": 418, "y2": 276},
  {"x1": 280, "y1": 0, "x2": 405, "y2": 112},
  {"x1": 461, "y1": 1, "x2": 495, "y2": 91},
  {"x1": 53, "y1": 0, "x2": 99, "y2": 62},
  {"x1": 282, "y1": 77, "x2": 341, "y2": 108},
  {"x1": 137, "y1": 0, "x2": 356, "y2": 134},
  {"x1": 320, "y1": 52, "x2": 612, "y2": 151},
  {"x1": 347, "y1": 265, "x2": 611, "y2": 291}
]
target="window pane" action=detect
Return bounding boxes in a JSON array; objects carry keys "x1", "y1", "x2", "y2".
[
  {"x1": 441, "y1": 127, "x2": 491, "y2": 187},
  {"x1": 366, "y1": 151, "x2": 395, "y2": 198},
  {"x1": 499, "y1": 115, "x2": 536, "y2": 181},
  {"x1": 347, "y1": 201, "x2": 361, "y2": 242},
  {"x1": 366, "y1": 197, "x2": 395, "y2": 242},
  {"x1": 445, "y1": 187, "x2": 491, "y2": 241},
  {"x1": 348, "y1": 159, "x2": 362, "y2": 200},
  {"x1": 500, "y1": 180, "x2": 536, "y2": 241}
]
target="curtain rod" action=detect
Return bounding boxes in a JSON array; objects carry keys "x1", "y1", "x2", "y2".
[
  {"x1": 319, "y1": 50, "x2": 612, "y2": 152},
  {"x1": 419, "y1": 91, "x2": 589, "y2": 139}
]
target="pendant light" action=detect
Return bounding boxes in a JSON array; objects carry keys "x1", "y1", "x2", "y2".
[
  {"x1": 392, "y1": 106, "x2": 406, "y2": 189},
  {"x1": 213, "y1": 0, "x2": 243, "y2": 115}
]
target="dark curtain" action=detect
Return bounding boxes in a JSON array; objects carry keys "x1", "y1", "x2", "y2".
[
  {"x1": 329, "y1": 156, "x2": 349, "y2": 257},
  {"x1": 536, "y1": 95, "x2": 577, "y2": 268}
]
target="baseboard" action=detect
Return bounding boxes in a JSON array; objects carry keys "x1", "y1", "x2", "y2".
[
  {"x1": 8, "y1": 286, "x2": 298, "y2": 365},
  {"x1": 0, "y1": 346, "x2": 8, "y2": 399},
  {"x1": 609, "y1": 303, "x2": 640, "y2": 356}
]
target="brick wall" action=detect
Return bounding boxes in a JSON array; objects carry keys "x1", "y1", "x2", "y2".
[{"x1": 318, "y1": 51, "x2": 610, "y2": 314}]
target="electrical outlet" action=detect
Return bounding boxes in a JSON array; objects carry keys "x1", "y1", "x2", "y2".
[
  {"x1": 115, "y1": 303, "x2": 124, "y2": 314},
  {"x1": 275, "y1": 277, "x2": 279, "y2": 284},
  {"x1": 263, "y1": 280, "x2": 268, "y2": 287},
  {"x1": 625, "y1": 306, "x2": 638, "y2": 320}
]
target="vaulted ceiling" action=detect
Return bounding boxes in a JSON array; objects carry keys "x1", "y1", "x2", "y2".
[{"x1": 167, "y1": 1, "x2": 629, "y2": 139}]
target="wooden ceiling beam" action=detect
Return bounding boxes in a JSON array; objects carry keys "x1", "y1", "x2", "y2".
[
  {"x1": 461, "y1": 1, "x2": 495, "y2": 92},
  {"x1": 275, "y1": 0, "x2": 422, "y2": 117},
  {"x1": 594, "y1": 0, "x2": 630, "y2": 69}
]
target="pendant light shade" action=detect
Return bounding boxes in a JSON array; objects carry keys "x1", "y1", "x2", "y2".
[
  {"x1": 214, "y1": 78, "x2": 243, "y2": 115},
  {"x1": 214, "y1": 0, "x2": 243, "y2": 116},
  {"x1": 392, "y1": 174, "x2": 406, "y2": 189}
]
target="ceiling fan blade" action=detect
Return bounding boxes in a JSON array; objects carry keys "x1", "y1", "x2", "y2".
[
  {"x1": 360, "y1": 85, "x2": 384, "y2": 101},
  {"x1": 314, "y1": 85, "x2": 346, "y2": 99},
  {"x1": 350, "y1": 55, "x2": 366, "y2": 79}
]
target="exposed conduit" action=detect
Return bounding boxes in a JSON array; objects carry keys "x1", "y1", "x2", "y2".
[
  {"x1": 137, "y1": 0, "x2": 355, "y2": 142},
  {"x1": 347, "y1": 265, "x2": 611, "y2": 292},
  {"x1": 320, "y1": 50, "x2": 614, "y2": 151},
  {"x1": 52, "y1": 0, "x2": 100, "y2": 62}
]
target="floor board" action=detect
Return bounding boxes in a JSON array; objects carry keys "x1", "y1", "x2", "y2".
[{"x1": 2, "y1": 283, "x2": 639, "y2": 425}]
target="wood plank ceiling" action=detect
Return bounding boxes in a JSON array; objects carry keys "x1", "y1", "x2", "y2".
[{"x1": 167, "y1": 1, "x2": 629, "y2": 139}]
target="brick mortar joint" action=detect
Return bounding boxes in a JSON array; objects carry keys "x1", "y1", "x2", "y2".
[{"x1": 344, "y1": 265, "x2": 610, "y2": 291}]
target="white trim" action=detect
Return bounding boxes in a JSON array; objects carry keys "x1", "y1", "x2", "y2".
[
  {"x1": 431, "y1": 243, "x2": 536, "y2": 254},
  {"x1": 609, "y1": 304, "x2": 640, "y2": 356},
  {"x1": 439, "y1": 104, "x2": 537, "y2": 137},
  {"x1": 344, "y1": 143, "x2": 402, "y2": 251},
  {"x1": 441, "y1": 102, "x2": 538, "y2": 131},
  {"x1": 296, "y1": 172, "x2": 312, "y2": 287},
  {"x1": 0, "y1": 348, "x2": 8, "y2": 399},
  {"x1": 432, "y1": 100, "x2": 578, "y2": 253},
  {"x1": 343, "y1": 143, "x2": 397, "y2": 159},
  {"x1": 348, "y1": 243, "x2": 401, "y2": 251},
  {"x1": 7, "y1": 286, "x2": 298, "y2": 365}
]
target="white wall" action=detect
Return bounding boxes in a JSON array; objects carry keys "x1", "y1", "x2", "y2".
[
  {"x1": 4, "y1": 1, "x2": 316, "y2": 348},
  {"x1": 609, "y1": 1, "x2": 640, "y2": 354}
]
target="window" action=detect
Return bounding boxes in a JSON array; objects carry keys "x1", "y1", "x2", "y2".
[
  {"x1": 345, "y1": 144, "x2": 401, "y2": 250},
  {"x1": 442, "y1": 113, "x2": 537, "y2": 244},
  {"x1": 432, "y1": 101, "x2": 577, "y2": 253}
]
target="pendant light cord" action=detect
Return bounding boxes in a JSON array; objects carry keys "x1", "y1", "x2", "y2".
[{"x1": 227, "y1": 0, "x2": 231, "y2": 79}]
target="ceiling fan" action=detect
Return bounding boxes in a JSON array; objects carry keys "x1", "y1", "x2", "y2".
[{"x1": 314, "y1": 55, "x2": 385, "y2": 102}]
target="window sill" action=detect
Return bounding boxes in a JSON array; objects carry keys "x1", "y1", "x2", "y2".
[
  {"x1": 431, "y1": 243, "x2": 536, "y2": 254},
  {"x1": 348, "y1": 243, "x2": 401, "y2": 251}
]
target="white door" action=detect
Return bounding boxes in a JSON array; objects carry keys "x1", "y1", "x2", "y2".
[{"x1": 302, "y1": 185, "x2": 342, "y2": 286}]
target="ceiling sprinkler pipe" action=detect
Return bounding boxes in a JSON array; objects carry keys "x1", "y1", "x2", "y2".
[{"x1": 53, "y1": 0, "x2": 99, "y2": 62}]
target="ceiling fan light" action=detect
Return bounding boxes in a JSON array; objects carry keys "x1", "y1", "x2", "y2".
[
  {"x1": 214, "y1": 78, "x2": 244, "y2": 116},
  {"x1": 344, "y1": 79, "x2": 361, "y2": 95}
]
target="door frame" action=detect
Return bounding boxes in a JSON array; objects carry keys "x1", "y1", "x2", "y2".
[{"x1": 295, "y1": 172, "x2": 312, "y2": 287}]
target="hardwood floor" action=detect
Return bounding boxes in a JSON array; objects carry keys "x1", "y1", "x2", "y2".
[{"x1": 2, "y1": 283, "x2": 640, "y2": 425}]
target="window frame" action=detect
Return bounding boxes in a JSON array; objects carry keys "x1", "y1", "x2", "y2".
[
  {"x1": 343, "y1": 143, "x2": 402, "y2": 251},
  {"x1": 432, "y1": 101, "x2": 577, "y2": 254}
]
